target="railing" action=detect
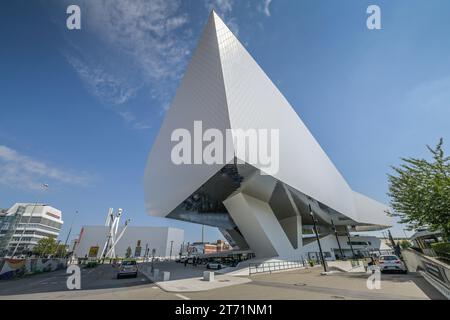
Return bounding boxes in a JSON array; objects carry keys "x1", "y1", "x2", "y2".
[
  {"x1": 402, "y1": 248, "x2": 450, "y2": 299},
  {"x1": 437, "y1": 252, "x2": 450, "y2": 263},
  {"x1": 249, "y1": 260, "x2": 305, "y2": 275}
]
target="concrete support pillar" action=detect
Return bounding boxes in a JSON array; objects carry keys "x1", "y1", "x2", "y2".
[
  {"x1": 163, "y1": 271, "x2": 170, "y2": 281},
  {"x1": 223, "y1": 192, "x2": 294, "y2": 259},
  {"x1": 203, "y1": 271, "x2": 214, "y2": 282},
  {"x1": 153, "y1": 269, "x2": 159, "y2": 280}
]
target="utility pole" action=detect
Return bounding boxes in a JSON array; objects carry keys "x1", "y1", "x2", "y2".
[
  {"x1": 346, "y1": 226, "x2": 355, "y2": 259},
  {"x1": 309, "y1": 204, "x2": 327, "y2": 272},
  {"x1": 151, "y1": 248, "x2": 156, "y2": 273},
  {"x1": 201, "y1": 225, "x2": 205, "y2": 244},
  {"x1": 331, "y1": 219, "x2": 344, "y2": 260},
  {"x1": 144, "y1": 243, "x2": 149, "y2": 262},
  {"x1": 62, "y1": 210, "x2": 78, "y2": 258},
  {"x1": 169, "y1": 240, "x2": 174, "y2": 261},
  {"x1": 2, "y1": 205, "x2": 26, "y2": 257}
]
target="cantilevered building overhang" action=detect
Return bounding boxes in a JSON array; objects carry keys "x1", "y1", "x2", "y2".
[{"x1": 144, "y1": 12, "x2": 392, "y2": 259}]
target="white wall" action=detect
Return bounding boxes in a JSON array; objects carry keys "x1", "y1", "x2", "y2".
[
  {"x1": 301, "y1": 234, "x2": 383, "y2": 260},
  {"x1": 74, "y1": 226, "x2": 184, "y2": 259}
]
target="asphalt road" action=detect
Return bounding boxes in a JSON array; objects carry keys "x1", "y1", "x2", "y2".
[
  {"x1": 0, "y1": 264, "x2": 445, "y2": 300},
  {"x1": 0, "y1": 264, "x2": 151, "y2": 296}
]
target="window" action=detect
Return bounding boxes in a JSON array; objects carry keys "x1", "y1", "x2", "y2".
[
  {"x1": 380, "y1": 255, "x2": 397, "y2": 261},
  {"x1": 347, "y1": 241, "x2": 370, "y2": 246}
]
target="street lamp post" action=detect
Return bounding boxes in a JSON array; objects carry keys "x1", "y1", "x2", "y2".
[
  {"x1": 62, "y1": 210, "x2": 78, "y2": 259},
  {"x1": 309, "y1": 204, "x2": 327, "y2": 272},
  {"x1": 144, "y1": 243, "x2": 149, "y2": 262},
  {"x1": 151, "y1": 248, "x2": 156, "y2": 273},
  {"x1": 201, "y1": 225, "x2": 205, "y2": 244},
  {"x1": 346, "y1": 226, "x2": 355, "y2": 259},
  {"x1": 169, "y1": 240, "x2": 174, "y2": 261},
  {"x1": 2, "y1": 205, "x2": 25, "y2": 258},
  {"x1": 331, "y1": 219, "x2": 344, "y2": 260}
]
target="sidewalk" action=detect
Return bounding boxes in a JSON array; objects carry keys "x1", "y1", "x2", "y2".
[
  {"x1": 139, "y1": 261, "x2": 251, "y2": 292},
  {"x1": 153, "y1": 275, "x2": 251, "y2": 293}
]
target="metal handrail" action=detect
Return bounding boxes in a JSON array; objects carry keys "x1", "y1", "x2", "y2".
[{"x1": 249, "y1": 260, "x2": 305, "y2": 275}]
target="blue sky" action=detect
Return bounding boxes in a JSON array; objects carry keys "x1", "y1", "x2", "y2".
[{"x1": 1, "y1": 0, "x2": 449, "y2": 244}]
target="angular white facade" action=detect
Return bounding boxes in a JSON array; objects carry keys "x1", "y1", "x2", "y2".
[{"x1": 144, "y1": 12, "x2": 392, "y2": 260}]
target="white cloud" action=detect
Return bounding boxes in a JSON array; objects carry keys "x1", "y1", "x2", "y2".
[
  {"x1": 0, "y1": 145, "x2": 91, "y2": 191},
  {"x1": 204, "y1": 0, "x2": 234, "y2": 16},
  {"x1": 66, "y1": 54, "x2": 139, "y2": 106},
  {"x1": 118, "y1": 111, "x2": 152, "y2": 130},
  {"x1": 82, "y1": 0, "x2": 191, "y2": 88},
  {"x1": 63, "y1": 0, "x2": 192, "y2": 126},
  {"x1": 405, "y1": 76, "x2": 450, "y2": 111},
  {"x1": 62, "y1": 0, "x2": 270, "y2": 129},
  {"x1": 262, "y1": 0, "x2": 273, "y2": 17},
  {"x1": 204, "y1": 0, "x2": 239, "y2": 34}
]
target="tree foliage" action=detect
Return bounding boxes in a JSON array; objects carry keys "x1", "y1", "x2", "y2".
[
  {"x1": 399, "y1": 240, "x2": 411, "y2": 249},
  {"x1": 388, "y1": 139, "x2": 450, "y2": 238},
  {"x1": 32, "y1": 237, "x2": 67, "y2": 257},
  {"x1": 33, "y1": 237, "x2": 58, "y2": 256},
  {"x1": 125, "y1": 246, "x2": 132, "y2": 258}
]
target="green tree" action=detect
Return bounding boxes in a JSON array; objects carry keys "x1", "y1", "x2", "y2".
[
  {"x1": 399, "y1": 240, "x2": 411, "y2": 249},
  {"x1": 125, "y1": 246, "x2": 132, "y2": 258},
  {"x1": 33, "y1": 237, "x2": 58, "y2": 257},
  {"x1": 55, "y1": 244, "x2": 68, "y2": 258},
  {"x1": 388, "y1": 139, "x2": 450, "y2": 238}
]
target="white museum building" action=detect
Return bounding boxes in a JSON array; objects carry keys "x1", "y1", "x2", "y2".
[
  {"x1": 144, "y1": 11, "x2": 392, "y2": 263},
  {"x1": 73, "y1": 226, "x2": 184, "y2": 260}
]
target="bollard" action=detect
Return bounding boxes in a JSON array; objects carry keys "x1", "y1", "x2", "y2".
[
  {"x1": 163, "y1": 271, "x2": 170, "y2": 281},
  {"x1": 153, "y1": 269, "x2": 159, "y2": 280},
  {"x1": 203, "y1": 271, "x2": 214, "y2": 282}
]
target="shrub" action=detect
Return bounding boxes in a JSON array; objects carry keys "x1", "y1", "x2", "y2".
[
  {"x1": 85, "y1": 261, "x2": 98, "y2": 268},
  {"x1": 431, "y1": 242, "x2": 450, "y2": 255},
  {"x1": 399, "y1": 240, "x2": 412, "y2": 249}
]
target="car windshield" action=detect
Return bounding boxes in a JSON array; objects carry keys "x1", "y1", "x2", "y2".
[
  {"x1": 380, "y1": 256, "x2": 398, "y2": 261},
  {"x1": 121, "y1": 261, "x2": 136, "y2": 266}
]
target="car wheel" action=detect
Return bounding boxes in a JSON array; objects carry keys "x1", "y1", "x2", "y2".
[
  {"x1": 117, "y1": 275, "x2": 121, "y2": 279},
  {"x1": 134, "y1": 273, "x2": 138, "y2": 278}
]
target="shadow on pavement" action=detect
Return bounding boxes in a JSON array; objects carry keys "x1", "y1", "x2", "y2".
[
  {"x1": 0, "y1": 264, "x2": 152, "y2": 296},
  {"x1": 324, "y1": 271, "x2": 446, "y2": 300}
]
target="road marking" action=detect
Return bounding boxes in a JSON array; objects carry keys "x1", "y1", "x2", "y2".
[{"x1": 175, "y1": 293, "x2": 190, "y2": 300}]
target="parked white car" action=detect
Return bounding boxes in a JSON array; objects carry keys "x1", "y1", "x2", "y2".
[
  {"x1": 206, "y1": 260, "x2": 227, "y2": 270},
  {"x1": 378, "y1": 255, "x2": 408, "y2": 274}
]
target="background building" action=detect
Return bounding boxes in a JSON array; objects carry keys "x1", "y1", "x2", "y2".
[
  {"x1": 301, "y1": 234, "x2": 394, "y2": 261},
  {"x1": 187, "y1": 240, "x2": 231, "y2": 256},
  {"x1": 74, "y1": 226, "x2": 184, "y2": 259},
  {"x1": 0, "y1": 203, "x2": 63, "y2": 256}
]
